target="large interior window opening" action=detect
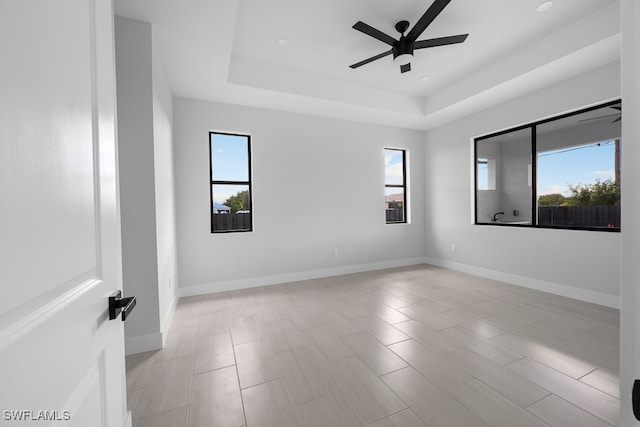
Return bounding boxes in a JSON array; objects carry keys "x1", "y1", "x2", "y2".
[{"x1": 474, "y1": 100, "x2": 621, "y2": 231}]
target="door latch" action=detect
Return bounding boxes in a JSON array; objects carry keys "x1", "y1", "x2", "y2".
[{"x1": 109, "y1": 290, "x2": 137, "y2": 321}]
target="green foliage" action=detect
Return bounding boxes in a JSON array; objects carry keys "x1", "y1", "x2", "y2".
[
  {"x1": 223, "y1": 190, "x2": 250, "y2": 213},
  {"x1": 538, "y1": 193, "x2": 566, "y2": 206},
  {"x1": 564, "y1": 179, "x2": 620, "y2": 206}
]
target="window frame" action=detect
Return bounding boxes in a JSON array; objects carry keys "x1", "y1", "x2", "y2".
[
  {"x1": 473, "y1": 99, "x2": 621, "y2": 232},
  {"x1": 385, "y1": 148, "x2": 408, "y2": 224},
  {"x1": 209, "y1": 131, "x2": 253, "y2": 234}
]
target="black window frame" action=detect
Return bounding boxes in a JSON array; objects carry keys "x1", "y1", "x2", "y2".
[
  {"x1": 474, "y1": 99, "x2": 621, "y2": 232},
  {"x1": 385, "y1": 148, "x2": 407, "y2": 224},
  {"x1": 209, "y1": 131, "x2": 253, "y2": 233}
]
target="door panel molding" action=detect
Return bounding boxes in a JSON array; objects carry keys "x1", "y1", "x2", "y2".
[{"x1": 0, "y1": 272, "x2": 100, "y2": 352}]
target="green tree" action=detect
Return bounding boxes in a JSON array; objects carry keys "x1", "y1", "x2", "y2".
[
  {"x1": 538, "y1": 193, "x2": 566, "y2": 206},
  {"x1": 564, "y1": 179, "x2": 619, "y2": 206},
  {"x1": 224, "y1": 190, "x2": 250, "y2": 213}
]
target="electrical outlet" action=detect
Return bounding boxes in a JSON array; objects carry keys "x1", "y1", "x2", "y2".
[
  {"x1": 451, "y1": 245, "x2": 457, "y2": 253},
  {"x1": 333, "y1": 248, "x2": 339, "y2": 257}
]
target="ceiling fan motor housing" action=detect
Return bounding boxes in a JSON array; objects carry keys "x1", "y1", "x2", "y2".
[{"x1": 392, "y1": 36, "x2": 414, "y2": 60}]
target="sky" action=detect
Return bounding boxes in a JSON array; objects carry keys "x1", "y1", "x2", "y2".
[
  {"x1": 477, "y1": 139, "x2": 615, "y2": 196},
  {"x1": 537, "y1": 140, "x2": 615, "y2": 196},
  {"x1": 211, "y1": 133, "x2": 250, "y2": 205}
]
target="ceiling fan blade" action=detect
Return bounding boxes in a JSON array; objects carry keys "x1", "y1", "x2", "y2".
[
  {"x1": 406, "y1": 0, "x2": 453, "y2": 42},
  {"x1": 414, "y1": 34, "x2": 468, "y2": 49},
  {"x1": 352, "y1": 21, "x2": 397, "y2": 46},
  {"x1": 349, "y1": 50, "x2": 393, "y2": 69},
  {"x1": 400, "y1": 63, "x2": 411, "y2": 73}
]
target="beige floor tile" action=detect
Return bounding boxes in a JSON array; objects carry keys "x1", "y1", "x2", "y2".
[
  {"x1": 133, "y1": 355, "x2": 194, "y2": 420},
  {"x1": 298, "y1": 391, "x2": 365, "y2": 427},
  {"x1": 154, "y1": 326, "x2": 197, "y2": 362},
  {"x1": 189, "y1": 366, "x2": 245, "y2": 427},
  {"x1": 230, "y1": 315, "x2": 263, "y2": 345},
  {"x1": 234, "y1": 339, "x2": 282, "y2": 389},
  {"x1": 327, "y1": 356, "x2": 406, "y2": 424},
  {"x1": 550, "y1": 337, "x2": 620, "y2": 374},
  {"x1": 437, "y1": 310, "x2": 507, "y2": 338},
  {"x1": 440, "y1": 326, "x2": 523, "y2": 365},
  {"x1": 368, "y1": 305, "x2": 411, "y2": 325},
  {"x1": 527, "y1": 394, "x2": 613, "y2": 427},
  {"x1": 580, "y1": 368, "x2": 620, "y2": 398},
  {"x1": 392, "y1": 320, "x2": 457, "y2": 354},
  {"x1": 380, "y1": 367, "x2": 486, "y2": 427},
  {"x1": 508, "y1": 357, "x2": 619, "y2": 425},
  {"x1": 446, "y1": 347, "x2": 550, "y2": 408},
  {"x1": 171, "y1": 304, "x2": 201, "y2": 330},
  {"x1": 242, "y1": 378, "x2": 304, "y2": 427},
  {"x1": 277, "y1": 305, "x2": 319, "y2": 329},
  {"x1": 197, "y1": 311, "x2": 229, "y2": 337},
  {"x1": 263, "y1": 319, "x2": 310, "y2": 354},
  {"x1": 133, "y1": 406, "x2": 189, "y2": 427},
  {"x1": 312, "y1": 310, "x2": 362, "y2": 337},
  {"x1": 305, "y1": 325, "x2": 354, "y2": 362},
  {"x1": 340, "y1": 332, "x2": 408, "y2": 376},
  {"x1": 351, "y1": 315, "x2": 410, "y2": 346},
  {"x1": 127, "y1": 388, "x2": 142, "y2": 413},
  {"x1": 367, "y1": 409, "x2": 427, "y2": 427},
  {"x1": 396, "y1": 294, "x2": 449, "y2": 314},
  {"x1": 378, "y1": 294, "x2": 411, "y2": 309},
  {"x1": 193, "y1": 332, "x2": 235, "y2": 374},
  {"x1": 396, "y1": 305, "x2": 455, "y2": 330},
  {"x1": 450, "y1": 379, "x2": 550, "y2": 427},
  {"x1": 130, "y1": 265, "x2": 620, "y2": 427},
  {"x1": 493, "y1": 332, "x2": 595, "y2": 379},
  {"x1": 275, "y1": 346, "x2": 339, "y2": 404},
  {"x1": 388, "y1": 339, "x2": 472, "y2": 389},
  {"x1": 485, "y1": 316, "x2": 567, "y2": 346},
  {"x1": 126, "y1": 351, "x2": 156, "y2": 391}
]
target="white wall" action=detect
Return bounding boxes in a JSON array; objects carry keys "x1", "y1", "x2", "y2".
[
  {"x1": 151, "y1": 27, "x2": 179, "y2": 342},
  {"x1": 424, "y1": 61, "x2": 621, "y2": 307},
  {"x1": 174, "y1": 98, "x2": 425, "y2": 295},
  {"x1": 115, "y1": 16, "x2": 178, "y2": 354}
]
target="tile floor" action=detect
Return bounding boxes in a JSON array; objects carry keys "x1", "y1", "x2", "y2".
[{"x1": 126, "y1": 264, "x2": 620, "y2": 426}]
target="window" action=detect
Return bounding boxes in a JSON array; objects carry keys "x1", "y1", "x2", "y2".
[
  {"x1": 209, "y1": 132, "x2": 252, "y2": 233},
  {"x1": 385, "y1": 148, "x2": 407, "y2": 224},
  {"x1": 474, "y1": 100, "x2": 621, "y2": 231}
]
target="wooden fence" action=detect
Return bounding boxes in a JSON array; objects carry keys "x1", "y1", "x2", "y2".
[
  {"x1": 386, "y1": 208, "x2": 404, "y2": 223},
  {"x1": 538, "y1": 205, "x2": 620, "y2": 228},
  {"x1": 213, "y1": 213, "x2": 251, "y2": 231}
]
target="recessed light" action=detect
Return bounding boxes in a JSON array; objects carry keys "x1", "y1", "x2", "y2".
[
  {"x1": 277, "y1": 38, "x2": 289, "y2": 47},
  {"x1": 536, "y1": 1, "x2": 553, "y2": 12},
  {"x1": 420, "y1": 75, "x2": 429, "y2": 81}
]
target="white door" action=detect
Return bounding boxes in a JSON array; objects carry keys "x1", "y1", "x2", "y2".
[{"x1": 0, "y1": 0, "x2": 129, "y2": 426}]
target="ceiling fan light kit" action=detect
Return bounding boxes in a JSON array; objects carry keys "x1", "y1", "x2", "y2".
[{"x1": 349, "y1": 0, "x2": 468, "y2": 74}]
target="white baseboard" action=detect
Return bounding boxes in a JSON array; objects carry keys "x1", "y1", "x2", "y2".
[
  {"x1": 124, "y1": 332, "x2": 163, "y2": 356},
  {"x1": 424, "y1": 257, "x2": 620, "y2": 309},
  {"x1": 179, "y1": 257, "x2": 428, "y2": 297},
  {"x1": 160, "y1": 291, "x2": 179, "y2": 347},
  {"x1": 124, "y1": 292, "x2": 179, "y2": 355}
]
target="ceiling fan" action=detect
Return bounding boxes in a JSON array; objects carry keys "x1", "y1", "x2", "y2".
[
  {"x1": 349, "y1": 0, "x2": 468, "y2": 74},
  {"x1": 578, "y1": 104, "x2": 622, "y2": 124}
]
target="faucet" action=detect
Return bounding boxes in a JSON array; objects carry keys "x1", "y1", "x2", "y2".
[{"x1": 493, "y1": 212, "x2": 505, "y2": 222}]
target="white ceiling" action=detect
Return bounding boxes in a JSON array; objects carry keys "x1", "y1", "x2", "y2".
[{"x1": 114, "y1": 0, "x2": 620, "y2": 130}]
